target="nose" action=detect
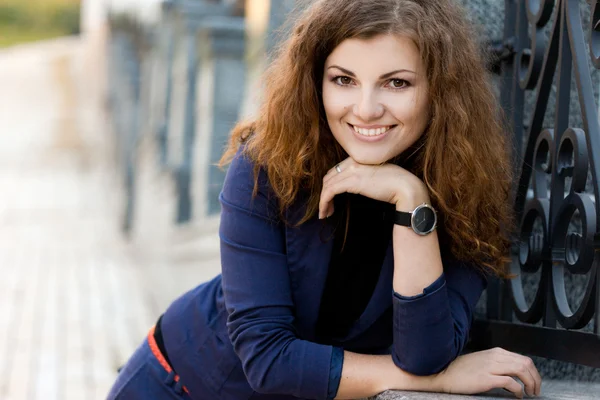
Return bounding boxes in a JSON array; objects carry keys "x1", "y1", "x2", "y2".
[{"x1": 353, "y1": 89, "x2": 385, "y2": 122}]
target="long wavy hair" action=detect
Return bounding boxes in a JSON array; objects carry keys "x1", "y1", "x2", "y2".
[{"x1": 220, "y1": 0, "x2": 514, "y2": 277}]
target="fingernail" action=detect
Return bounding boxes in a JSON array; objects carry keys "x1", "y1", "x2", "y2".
[{"x1": 326, "y1": 210, "x2": 333, "y2": 218}]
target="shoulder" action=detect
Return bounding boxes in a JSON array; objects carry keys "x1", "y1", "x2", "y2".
[
  {"x1": 223, "y1": 145, "x2": 269, "y2": 193},
  {"x1": 221, "y1": 145, "x2": 280, "y2": 220}
]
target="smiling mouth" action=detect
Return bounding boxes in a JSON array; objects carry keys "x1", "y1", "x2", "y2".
[{"x1": 348, "y1": 123, "x2": 397, "y2": 137}]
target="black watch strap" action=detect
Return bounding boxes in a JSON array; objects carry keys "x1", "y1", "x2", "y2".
[{"x1": 392, "y1": 210, "x2": 412, "y2": 227}]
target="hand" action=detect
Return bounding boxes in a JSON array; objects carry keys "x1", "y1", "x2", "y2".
[
  {"x1": 319, "y1": 157, "x2": 428, "y2": 219},
  {"x1": 433, "y1": 348, "x2": 542, "y2": 398}
]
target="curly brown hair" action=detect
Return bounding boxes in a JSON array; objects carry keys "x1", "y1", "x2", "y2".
[{"x1": 221, "y1": 0, "x2": 514, "y2": 277}]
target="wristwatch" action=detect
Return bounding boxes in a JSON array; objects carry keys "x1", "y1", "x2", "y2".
[{"x1": 393, "y1": 203, "x2": 437, "y2": 236}]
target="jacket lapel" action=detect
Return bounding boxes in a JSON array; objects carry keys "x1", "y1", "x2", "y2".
[{"x1": 284, "y1": 196, "x2": 335, "y2": 341}]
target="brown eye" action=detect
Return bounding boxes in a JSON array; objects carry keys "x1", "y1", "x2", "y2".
[
  {"x1": 390, "y1": 79, "x2": 408, "y2": 89},
  {"x1": 335, "y1": 76, "x2": 353, "y2": 85}
]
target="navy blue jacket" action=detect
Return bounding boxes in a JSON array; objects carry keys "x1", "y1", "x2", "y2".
[{"x1": 161, "y1": 148, "x2": 487, "y2": 400}]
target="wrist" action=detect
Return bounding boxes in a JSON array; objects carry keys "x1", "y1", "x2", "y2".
[
  {"x1": 382, "y1": 357, "x2": 441, "y2": 393},
  {"x1": 402, "y1": 372, "x2": 442, "y2": 393},
  {"x1": 376, "y1": 357, "x2": 397, "y2": 393},
  {"x1": 428, "y1": 370, "x2": 446, "y2": 393},
  {"x1": 394, "y1": 187, "x2": 430, "y2": 211}
]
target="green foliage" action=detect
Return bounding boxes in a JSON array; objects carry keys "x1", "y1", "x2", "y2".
[
  {"x1": 0, "y1": 5, "x2": 23, "y2": 25},
  {"x1": 50, "y1": 5, "x2": 81, "y2": 35},
  {"x1": 0, "y1": 0, "x2": 81, "y2": 47}
]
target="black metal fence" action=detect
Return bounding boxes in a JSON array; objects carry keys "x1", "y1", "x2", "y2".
[{"x1": 471, "y1": 0, "x2": 600, "y2": 369}]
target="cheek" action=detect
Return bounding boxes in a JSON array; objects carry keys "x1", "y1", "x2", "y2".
[
  {"x1": 414, "y1": 99, "x2": 431, "y2": 131},
  {"x1": 390, "y1": 95, "x2": 429, "y2": 128},
  {"x1": 321, "y1": 89, "x2": 335, "y2": 119},
  {"x1": 322, "y1": 87, "x2": 350, "y2": 119}
]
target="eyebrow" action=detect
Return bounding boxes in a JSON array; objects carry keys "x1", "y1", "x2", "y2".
[{"x1": 327, "y1": 65, "x2": 416, "y2": 79}]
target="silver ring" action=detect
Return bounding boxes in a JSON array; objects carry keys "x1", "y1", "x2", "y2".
[{"x1": 335, "y1": 164, "x2": 342, "y2": 173}]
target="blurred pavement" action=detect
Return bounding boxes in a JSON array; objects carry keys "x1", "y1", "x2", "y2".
[{"x1": 0, "y1": 36, "x2": 221, "y2": 399}]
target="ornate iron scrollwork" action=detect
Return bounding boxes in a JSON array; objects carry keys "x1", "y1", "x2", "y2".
[
  {"x1": 484, "y1": 0, "x2": 600, "y2": 361},
  {"x1": 518, "y1": 0, "x2": 555, "y2": 88}
]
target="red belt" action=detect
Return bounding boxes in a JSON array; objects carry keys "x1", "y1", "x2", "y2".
[{"x1": 147, "y1": 325, "x2": 190, "y2": 394}]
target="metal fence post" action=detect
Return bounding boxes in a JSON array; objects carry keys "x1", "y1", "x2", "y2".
[
  {"x1": 266, "y1": 0, "x2": 297, "y2": 57},
  {"x1": 175, "y1": 20, "x2": 200, "y2": 223},
  {"x1": 204, "y1": 16, "x2": 246, "y2": 215},
  {"x1": 169, "y1": 0, "x2": 231, "y2": 222},
  {"x1": 158, "y1": 0, "x2": 176, "y2": 167}
]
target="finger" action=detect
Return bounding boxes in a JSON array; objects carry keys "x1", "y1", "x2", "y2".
[
  {"x1": 320, "y1": 163, "x2": 355, "y2": 218},
  {"x1": 491, "y1": 376, "x2": 524, "y2": 399},
  {"x1": 491, "y1": 358, "x2": 536, "y2": 397},
  {"x1": 322, "y1": 167, "x2": 339, "y2": 186},
  {"x1": 516, "y1": 355, "x2": 541, "y2": 396},
  {"x1": 327, "y1": 202, "x2": 334, "y2": 218},
  {"x1": 510, "y1": 355, "x2": 540, "y2": 397},
  {"x1": 495, "y1": 351, "x2": 541, "y2": 396},
  {"x1": 519, "y1": 356, "x2": 541, "y2": 396},
  {"x1": 323, "y1": 164, "x2": 353, "y2": 190},
  {"x1": 323, "y1": 195, "x2": 335, "y2": 219},
  {"x1": 325, "y1": 159, "x2": 348, "y2": 176},
  {"x1": 323, "y1": 159, "x2": 353, "y2": 184},
  {"x1": 319, "y1": 175, "x2": 355, "y2": 218},
  {"x1": 323, "y1": 165, "x2": 342, "y2": 185},
  {"x1": 319, "y1": 174, "x2": 355, "y2": 217}
]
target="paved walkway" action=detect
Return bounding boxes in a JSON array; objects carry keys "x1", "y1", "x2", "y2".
[{"x1": 0, "y1": 38, "x2": 159, "y2": 400}]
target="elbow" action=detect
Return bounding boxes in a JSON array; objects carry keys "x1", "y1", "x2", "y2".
[
  {"x1": 242, "y1": 362, "x2": 288, "y2": 395},
  {"x1": 391, "y1": 319, "x2": 469, "y2": 375},
  {"x1": 233, "y1": 337, "x2": 296, "y2": 395},
  {"x1": 231, "y1": 344, "x2": 280, "y2": 394},
  {"x1": 228, "y1": 316, "x2": 301, "y2": 395},
  {"x1": 246, "y1": 377, "x2": 274, "y2": 395}
]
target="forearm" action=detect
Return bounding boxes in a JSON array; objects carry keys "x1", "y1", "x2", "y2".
[
  {"x1": 392, "y1": 195, "x2": 443, "y2": 296},
  {"x1": 390, "y1": 192, "x2": 460, "y2": 375},
  {"x1": 335, "y1": 351, "x2": 436, "y2": 399}
]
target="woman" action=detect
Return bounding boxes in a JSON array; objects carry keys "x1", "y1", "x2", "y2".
[{"x1": 108, "y1": 0, "x2": 542, "y2": 399}]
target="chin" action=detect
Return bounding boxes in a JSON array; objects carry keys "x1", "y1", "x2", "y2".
[{"x1": 347, "y1": 151, "x2": 389, "y2": 165}]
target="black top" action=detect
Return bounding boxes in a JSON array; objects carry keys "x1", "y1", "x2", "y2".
[{"x1": 315, "y1": 194, "x2": 395, "y2": 342}]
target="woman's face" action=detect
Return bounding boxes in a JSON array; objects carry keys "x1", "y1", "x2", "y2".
[{"x1": 322, "y1": 34, "x2": 430, "y2": 165}]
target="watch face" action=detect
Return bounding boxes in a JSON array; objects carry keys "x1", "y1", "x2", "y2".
[{"x1": 412, "y1": 205, "x2": 436, "y2": 234}]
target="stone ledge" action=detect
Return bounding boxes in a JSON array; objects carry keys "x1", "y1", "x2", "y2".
[{"x1": 374, "y1": 380, "x2": 600, "y2": 399}]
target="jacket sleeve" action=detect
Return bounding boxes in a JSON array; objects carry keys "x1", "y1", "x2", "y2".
[
  {"x1": 219, "y1": 149, "x2": 335, "y2": 399},
  {"x1": 391, "y1": 260, "x2": 487, "y2": 375}
]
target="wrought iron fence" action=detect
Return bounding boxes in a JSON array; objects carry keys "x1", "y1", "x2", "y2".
[
  {"x1": 470, "y1": 0, "x2": 600, "y2": 368},
  {"x1": 107, "y1": 0, "x2": 247, "y2": 230}
]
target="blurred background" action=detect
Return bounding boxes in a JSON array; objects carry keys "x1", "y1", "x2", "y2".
[{"x1": 0, "y1": 0, "x2": 297, "y2": 398}]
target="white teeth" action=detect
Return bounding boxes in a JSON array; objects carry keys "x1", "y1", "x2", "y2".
[{"x1": 352, "y1": 125, "x2": 392, "y2": 136}]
